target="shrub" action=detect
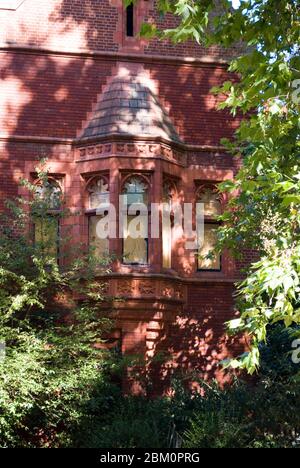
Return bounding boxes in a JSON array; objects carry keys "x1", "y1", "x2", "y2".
[
  {"x1": 183, "y1": 325, "x2": 300, "y2": 448},
  {"x1": 0, "y1": 313, "x2": 119, "y2": 448},
  {"x1": 76, "y1": 397, "x2": 172, "y2": 448}
]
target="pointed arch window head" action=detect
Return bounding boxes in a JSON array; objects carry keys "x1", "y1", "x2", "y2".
[
  {"x1": 197, "y1": 187, "x2": 222, "y2": 218},
  {"x1": 123, "y1": 176, "x2": 149, "y2": 206},
  {"x1": 88, "y1": 177, "x2": 109, "y2": 210},
  {"x1": 35, "y1": 179, "x2": 62, "y2": 211}
]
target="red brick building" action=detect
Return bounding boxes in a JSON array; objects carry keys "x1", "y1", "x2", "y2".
[{"x1": 0, "y1": 1, "x2": 245, "y2": 393}]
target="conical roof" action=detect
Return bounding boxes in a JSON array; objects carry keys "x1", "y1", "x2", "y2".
[{"x1": 79, "y1": 73, "x2": 181, "y2": 144}]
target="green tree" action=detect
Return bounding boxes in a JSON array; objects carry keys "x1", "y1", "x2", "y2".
[{"x1": 135, "y1": 0, "x2": 300, "y2": 372}]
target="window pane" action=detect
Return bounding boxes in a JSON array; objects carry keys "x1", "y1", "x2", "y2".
[
  {"x1": 198, "y1": 188, "x2": 221, "y2": 217},
  {"x1": 89, "y1": 215, "x2": 109, "y2": 257},
  {"x1": 122, "y1": 177, "x2": 149, "y2": 265},
  {"x1": 123, "y1": 177, "x2": 148, "y2": 206},
  {"x1": 162, "y1": 215, "x2": 172, "y2": 269},
  {"x1": 126, "y1": 4, "x2": 134, "y2": 37},
  {"x1": 123, "y1": 215, "x2": 148, "y2": 264},
  {"x1": 88, "y1": 178, "x2": 109, "y2": 210},
  {"x1": 35, "y1": 181, "x2": 62, "y2": 210},
  {"x1": 125, "y1": 193, "x2": 146, "y2": 206},
  {"x1": 162, "y1": 181, "x2": 176, "y2": 269},
  {"x1": 163, "y1": 181, "x2": 175, "y2": 205},
  {"x1": 198, "y1": 223, "x2": 221, "y2": 270},
  {"x1": 34, "y1": 217, "x2": 59, "y2": 259}
]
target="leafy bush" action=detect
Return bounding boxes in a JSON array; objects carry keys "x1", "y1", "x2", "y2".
[
  {"x1": 182, "y1": 377, "x2": 300, "y2": 448},
  {"x1": 76, "y1": 397, "x2": 173, "y2": 448},
  {"x1": 259, "y1": 323, "x2": 300, "y2": 381},
  {"x1": 0, "y1": 312, "x2": 120, "y2": 448},
  {"x1": 183, "y1": 326, "x2": 300, "y2": 449}
]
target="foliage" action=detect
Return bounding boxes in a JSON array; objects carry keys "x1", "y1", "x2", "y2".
[
  {"x1": 259, "y1": 323, "x2": 300, "y2": 380},
  {"x1": 0, "y1": 165, "x2": 118, "y2": 447},
  {"x1": 73, "y1": 328, "x2": 300, "y2": 449},
  {"x1": 183, "y1": 326, "x2": 300, "y2": 449},
  {"x1": 71, "y1": 370, "x2": 300, "y2": 448},
  {"x1": 183, "y1": 379, "x2": 300, "y2": 448},
  {"x1": 0, "y1": 313, "x2": 119, "y2": 448},
  {"x1": 131, "y1": 0, "x2": 300, "y2": 372},
  {"x1": 76, "y1": 396, "x2": 173, "y2": 448}
]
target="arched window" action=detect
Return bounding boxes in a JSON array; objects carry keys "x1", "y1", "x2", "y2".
[
  {"x1": 88, "y1": 177, "x2": 109, "y2": 210},
  {"x1": 197, "y1": 187, "x2": 222, "y2": 271},
  {"x1": 122, "y1": 175, "x2": 149, "y2": 265},
  {"x1": 162, "y1": 180, "x2": 177, "y2": 269},
  {"x1": 35, "y1": 179, "x2": 62, "y2": 211},
  {"x1": 123, "y1": 176, "x2": 148, "y2": 205},
  {"x1": 87, "y1": 177, "x2": 110, "y2": 258},
  {"x1": 34, "y1": 179, "x2": 62, "y2": 260}
]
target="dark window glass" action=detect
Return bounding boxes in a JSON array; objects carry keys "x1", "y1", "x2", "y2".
[{"x1": 126, "y1": 4, "x2": 134, "y2": 37}]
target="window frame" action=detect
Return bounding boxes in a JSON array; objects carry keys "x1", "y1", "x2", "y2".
[
  {"x1": 125, "y1": 3, "x2": 134, "y2": 37},
  {"x1": 162, "y1": 179, "x2": 178, "y2": 270},
  {"x1": 121, "y1": 174, "x2": 150, "y2": 266},
  {"x1": 196, "y1": 185, "x2": 222, "y2": 273},
  {"x1": 34, "y1": 214, "x2": 61, "y2": 261},
  {"x1": 85, "y1": 175, "x2": 110, "y2": 257},
  {"x1": 33, "y1": 177, "x2": 63, "y2": 264}
]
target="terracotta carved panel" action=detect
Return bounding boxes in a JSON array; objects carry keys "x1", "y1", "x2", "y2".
[
  {"x1": 138, "y1": 280, "x2": 155, "y2": 296},
  {"x1": 77, "y1": 142, "x2": 187, "y2": 166}
]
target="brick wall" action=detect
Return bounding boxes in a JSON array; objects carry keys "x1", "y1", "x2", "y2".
[
  {"x1": 146, "y1": 282, "x2": 244, "y2": 394},
  {"x1": 0, "y1": 0, "x2": 242, "y2": 59},
  {"x1": 0, "y1": 0, "x2": 119, "y2": 52},
  {"x1": 0, "y1": 51, "x2": 239, "y2": 146}
]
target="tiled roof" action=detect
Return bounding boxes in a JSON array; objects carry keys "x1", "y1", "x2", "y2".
[{"x1": 79, "y1": 75, "x2": 182, "y2": 143}]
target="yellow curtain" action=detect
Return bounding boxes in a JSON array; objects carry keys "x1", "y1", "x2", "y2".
[
  {"x1": 89, "y1": 215, "x2": 109, "y2": 257},
  {"x1": 198, "y1": 224, "x2": 220, "y2": 270}
]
